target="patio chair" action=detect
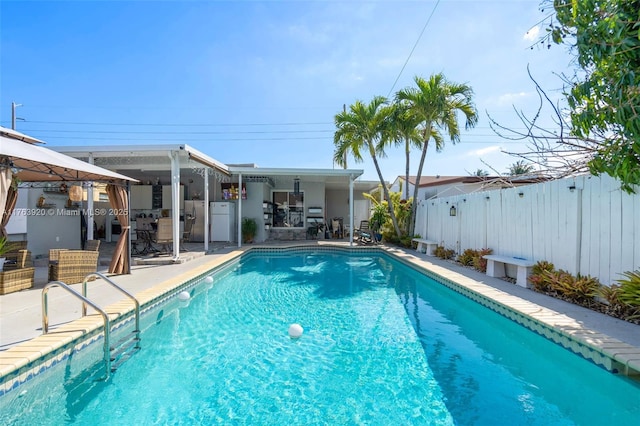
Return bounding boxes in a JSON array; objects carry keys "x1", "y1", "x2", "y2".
[
  {"x1": 331, "y1": 219, "x2": 342, "y2": 239},
  {"x1": 48, "y1": 249, "x2": 100, "y2": 284},
  {"x1": 182, "y1": 216, "x2": 195, "y2": 243},
  {"x1": 355, "y1": 220, "x2": 374, "y2": 244},
  {"x1": 85, "y1": 239, "x2": 101, "y2": 251},
  {"x1": 154, "y1": 217, "x2": 173, "y2": 254},
  {"x1": 3, "y1": 241, "x2": 33, "y2": 270}
]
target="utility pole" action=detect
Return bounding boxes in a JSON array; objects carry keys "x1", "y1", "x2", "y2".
[{"x1": 11, "y1": 102, "x2": 23, "y2": 129}]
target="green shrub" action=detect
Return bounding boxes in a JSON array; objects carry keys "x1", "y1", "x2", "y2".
[
  {"x1": 528, "y1": 261, "x2": 556, "y2": 292},
  {"x1": 434, "y1": 246, "x2": 455, "y2": 260},
  {"x1": 617, "y1": 271, "x2": 640, "y2": 307},
  {"x1": 458, "y1": 249, "x2": 477, "y2": 266},
  {"x1": 472, "y1": 248, "x2": 492, "y2": 273},
  {"x1": 558, "y1": 274, "x2": 600, "y2": 306},
  {"x1": 615, "y1": 271, "x2": 640, "y2": 319}
]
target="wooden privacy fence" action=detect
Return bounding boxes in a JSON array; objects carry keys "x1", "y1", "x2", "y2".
[{"x1": 414, "y1": 174, "x2": 640, "y2": 286}]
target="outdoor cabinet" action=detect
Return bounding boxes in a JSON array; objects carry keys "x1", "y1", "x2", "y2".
[
  {"x1": 162, "y1": 185, "x2": 184, "y2": 210},
  {"x1": 131, "y1": 186, "x2": 153, "y2": 210}
]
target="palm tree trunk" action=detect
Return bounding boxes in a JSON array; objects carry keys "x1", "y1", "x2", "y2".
[
  {"x1": 405, "y1": 139, "x2": 410, "y2": 201},
  {"x1": 369, "y1": 143, "x2": 402, "y2": 237},
  {"x1": 409, "y1": 127, "x2": 431, "y2": 236}
]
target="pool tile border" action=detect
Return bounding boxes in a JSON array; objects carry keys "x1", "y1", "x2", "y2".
[{"x1": 1, "y1": 244, "x2": 638, "y2": 396}]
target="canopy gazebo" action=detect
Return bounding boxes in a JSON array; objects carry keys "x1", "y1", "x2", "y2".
[{"x1": 0, "y1": 126, "x2": 137, "y2": 274}]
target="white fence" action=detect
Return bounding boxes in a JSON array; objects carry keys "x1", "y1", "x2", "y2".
[{"x1": 414, "y1": 174, "x2": 640, "y2": 286}]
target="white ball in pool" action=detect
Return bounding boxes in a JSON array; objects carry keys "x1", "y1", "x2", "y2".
[
  {"x1": 178, "y1": 291, "x2": 190, "y2": 301},
  {"x1": 204, "y1": 276, "x2": 213, "y2": 283},
  {"x1": 288, "y1": 323, "x2": 304, "y2": 339}
]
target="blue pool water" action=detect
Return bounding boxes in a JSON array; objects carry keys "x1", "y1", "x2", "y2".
[{"x1": 1, "y1": 251, "x2": 639, "y2": 425}]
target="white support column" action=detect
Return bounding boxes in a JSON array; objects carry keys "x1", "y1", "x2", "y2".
[
  {"x1": 87, "y1": 153, "x2": 94, "y2": 240},
  {"x1": 170, "y1": 151, "x2": 181, "y2": 259},
  {"x1": 349, "y1": 175, "x2": 354, "y2": 246},
  {"x1": 237, "y1": 173, "x2": 242, "y2": 248},
  {"x1": 204, "y1": 167, "x2": 209, "y2": 252}
]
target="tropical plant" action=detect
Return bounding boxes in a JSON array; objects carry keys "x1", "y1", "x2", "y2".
[
  {"x1": 434, "y1": 245, "x2": 455, "y2": 260},
  {"x1": 369, "y1": 203, "x2": 388, "y2": 234},
  {"x1": 507, "y1": 160, "x2": 535, "y2": 176},
  {"x1": 616, "y1": 271, "x2": 640, "y2": 313},
  {"x1": 528, "y1": 260, "x2": 555, "y2": 292},
  {"x1": 472, "y1": 248, "x2": 492, "y2": 273},
  {"x1": 0, "y1": 237, "x2": 10, "y2": 257},
  {"x1": 396, "y1": 74, "x2": 478, "y2": 236},
  {"x1": 334, "y1": 96, "x2": 403, "y2": 237},
  {"x1": 241, "y1": 218, "x2": 257, "y2": 243},
  {"x1": 469, "y1": 169, "x2": 489, "y2": 177},
  {"x1": 458, "y1": 248, "x2": 478, "y2": 266}
]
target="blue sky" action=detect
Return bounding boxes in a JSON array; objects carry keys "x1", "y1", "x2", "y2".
[{"x1": 1, "y1": 0, "x2": 572, "y2": 182}]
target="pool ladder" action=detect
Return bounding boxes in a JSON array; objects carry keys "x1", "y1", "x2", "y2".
[{"x1": 42, "y1": 272, "x2": 141, "y2": 380}]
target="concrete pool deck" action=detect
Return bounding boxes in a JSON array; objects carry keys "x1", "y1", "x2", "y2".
[{"x1": 1, "y1": 241, "x2": 639, "y2": 383}]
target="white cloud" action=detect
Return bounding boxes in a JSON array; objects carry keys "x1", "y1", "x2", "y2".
[
  {"x1": 495, "y1": 91, "x2": 533, "y2": 106},
  {"x1": 523, "y1": 26, "x2": 540, "y2": 41},
  {"x1": 467, "y1": 145, "x2": 502, "y2": 157}
]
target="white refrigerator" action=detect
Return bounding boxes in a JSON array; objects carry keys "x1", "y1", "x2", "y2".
[{"x1": 210, "y1": 201, "x2": 236, "y2": 242}]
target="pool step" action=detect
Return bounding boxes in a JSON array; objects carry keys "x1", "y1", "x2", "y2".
[{"x1": 109, "y1": 331, "x2": 141, "y2": 372}]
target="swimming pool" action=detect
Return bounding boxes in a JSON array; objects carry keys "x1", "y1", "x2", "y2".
[{"x1": 1, "y1": 249, "x2": 639, "y2": 424}]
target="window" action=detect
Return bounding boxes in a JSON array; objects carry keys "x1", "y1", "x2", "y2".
[{"x1": 272, "y1": 191, "x2": 304, "y2": 227}]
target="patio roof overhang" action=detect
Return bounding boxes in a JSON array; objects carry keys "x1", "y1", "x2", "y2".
[
  {"x1": 227, "y1": 166, "x2": 369, "y2": 190},
  {"x1": 52, "y1": 144, "x2": 230, "y2": 183}
]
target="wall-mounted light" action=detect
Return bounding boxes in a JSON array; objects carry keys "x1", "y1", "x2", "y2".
[
  {"x1": 449, "y1": 205, "x2": 457, "y2": 216},
  {"x1": 68, "y1": 185, "x2": 83, "y2": 202},
  {"x1": 518, "y1": 192, "x2": 524, "y2": 198},
  {"x1": 485, "y1": 196, "x2": 490, "y2": 200},
  {"x1": 568, "y1": 185, "x2": 576, "y2": 192},
  {"x1": 293, "y1": 177, "x2": 300, "y2": 195}
]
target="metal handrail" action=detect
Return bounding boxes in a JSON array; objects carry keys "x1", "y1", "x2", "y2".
[
  {"x1": 82, "y1": 272, "x2": 141, "y2": 349},
  {"x1": 42, "y1": 281, "x2": 112, "y2": 379}
]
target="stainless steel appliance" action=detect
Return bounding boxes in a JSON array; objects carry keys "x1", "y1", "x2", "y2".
[
  {"x1": 210, "y1": 201, "x2": 236, "y2": 242},
  {"x1": 183, "y1": 200, "x2": 205, "y2": 242}
]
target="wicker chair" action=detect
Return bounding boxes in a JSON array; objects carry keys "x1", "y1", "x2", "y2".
[
  {"x1": 4, "y1": 241, "x2": 33, "y2": 270},
  {"x1": 154, "y1": 218, "x2": 173, "y2": 253},
  {"x1": 85, "y1": 239, "x2": 101, "y2": 251},
  {"x1": 48, "y1": 250, "x2": 100, "y2": 284}
]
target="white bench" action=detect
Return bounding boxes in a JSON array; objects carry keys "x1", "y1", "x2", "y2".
[
  {"x1": 482, "y1": 255, "x2": 536, "y2": 288},
  {"x1": 412, "y1": 238, "x2": 438, "y2": 256}
]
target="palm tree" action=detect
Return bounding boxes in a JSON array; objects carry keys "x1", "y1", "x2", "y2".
[
  {"x1": 334, "y1": 96, "x2": 403, "y2": 236},
  {"x1": 388, "y1": 101, "x2": 422, "y2": 201},
  {"x1": 396, "y1": 74, "x2": 478, "y2": 236},
  {"x1": 507, "y1": 160, "x2": 535, "y2": 176},
  {"x1": 470, "y1": 168, "x2": 489, "y2": 177}
]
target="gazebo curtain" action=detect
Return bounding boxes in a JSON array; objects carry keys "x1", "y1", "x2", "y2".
[
  {"x1": 106, "y1": 184, "x2": 130, "y2": 274},
  {"x1": 0, "y1": 168, "x2": 15, "y2": 238}
]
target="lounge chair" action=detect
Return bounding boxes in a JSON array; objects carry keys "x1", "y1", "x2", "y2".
[{"x1": 355, "y1": 220, "x2": 374, "y2": 244}]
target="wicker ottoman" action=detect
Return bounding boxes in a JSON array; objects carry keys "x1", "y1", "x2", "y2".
[{"x1": 0, "y1": 267, "x2": 35, "y2": 295}]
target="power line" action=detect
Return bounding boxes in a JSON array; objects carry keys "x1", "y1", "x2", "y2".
[
  {"x1": 18, "y1": 128, "x2": 334, "y2": 135},
  {"x1": 387, "y1": 0, "x2": 441, "y2": 97},
  {"x1": 19, "y1": 120, "x2": 333, "y2": 127}
]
